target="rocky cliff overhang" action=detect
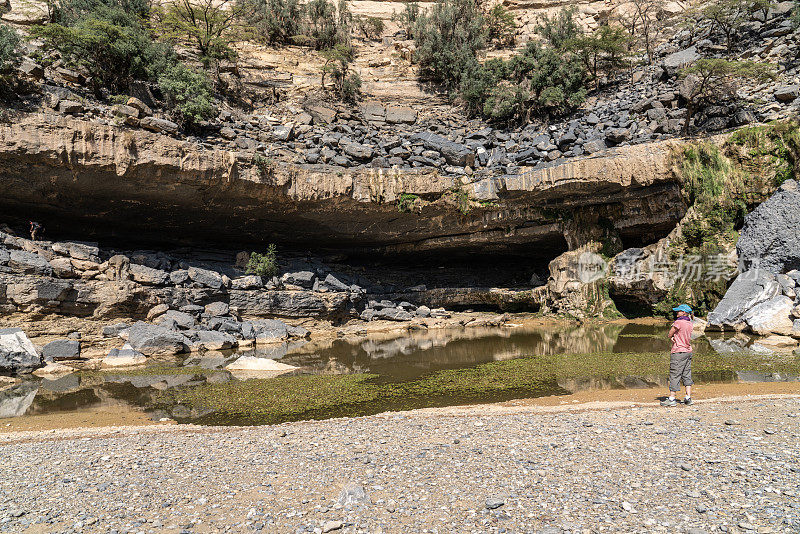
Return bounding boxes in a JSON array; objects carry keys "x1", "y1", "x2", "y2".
[{"x1": 0, "y1": 113, "x2": 687, "y2": 258}]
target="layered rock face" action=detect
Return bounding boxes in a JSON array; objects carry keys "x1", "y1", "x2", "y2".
[{"x1": 0, "y1": 114, "x2": 686, "y2": 259}]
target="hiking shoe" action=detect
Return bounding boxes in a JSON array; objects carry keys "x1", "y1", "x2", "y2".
[
  {"x1": 660, "y1": 398, "x2": 678, "y2": 407},
  {"x1": 684, "y1": 397, "x2": 694, "y2": 405}
]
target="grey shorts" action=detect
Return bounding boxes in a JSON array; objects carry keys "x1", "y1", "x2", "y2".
[{"x1": 669, "y1": 351, "x2": 693, "y2": 391}]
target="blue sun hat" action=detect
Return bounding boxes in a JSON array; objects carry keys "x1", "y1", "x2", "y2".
[{"x1": 672, "y1": 304, "x2": 692, "y2": 314}]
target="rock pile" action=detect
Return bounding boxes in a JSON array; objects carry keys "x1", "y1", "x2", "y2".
[{"x1": 8, "y1": 5, "x2": 799, "y2": 179}]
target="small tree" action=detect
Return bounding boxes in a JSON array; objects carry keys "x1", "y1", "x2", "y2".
[
  {"x1": 355, "y1": 15, "x2": 384, "y2": 40},
  {"x1": 411, "y1": 0, "x2": 486, "y2": 91},
  {"x1": 393, "y1": 2, "x2": 420, "y2": 38},
  {"x1": 535, "y1": 6, "x2": 580, "y2": 51},
  {"x1": 678, "y1": 59, "x2": 773, "y2": 134},
  {"x1": 701, "y1": 0, "x2": 750, "y2": 51},
  {"x1": 321, "y1": 43, "x2": 361, "y2": 101},
  {"x1": 617, "y1": 0, "x2": 662, "y2": 64},
  {"x1": 0, "y1": 25, "x2": 20, "y2": 74},
  {"x1": 307, "y1": 0, "x2": 351, "y2": 49},
  {"x1": 239, "y1": 0, "x2": 304, "y2": 45},
  {"x1": 246, "y1": 244, "x2": 279, "y2": 278},
  {"x1": 485, "y1": 4, "x2": 516, "y2": 48},
  {"x1": 569, "y1": 24, "x2": 630, "y2": 87},
  {"x1": 155, "y1": 0, "x2": 242, "y2": 60},
  {"x1": 158, "y1": 62, "x2": 217, "y2": 125}
]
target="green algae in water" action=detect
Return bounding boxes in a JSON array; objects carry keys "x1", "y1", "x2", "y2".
[{"x1": 157, "y1": 349, "x2": 800, "y2": 425}]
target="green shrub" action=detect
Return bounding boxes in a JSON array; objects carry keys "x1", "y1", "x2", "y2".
[
  {"x1": 0, "y1": 25, "x2": 20, "y2": 73},
  {"x1": 411, "y1": 0, "x2": 486, "y2": 91},
  {"x1": 307, "y1": 0, "x2": 351, "y2": 50},
  {"x1": 240, "y1": 0, "x2": 304, "y2": 45},
  {"x1": 535, "y1": 7, "x2": 580, "y2": 50},
  {"x1": 154, "y1": 0, "x2": 240, "y2": 61},
  {"x1": 31, "y1": 5, "x2": 174, "y2": 94},
  {"x1": 356, "y1": 15, "x2": 384, "y2": 40},
  {"x1": 321, "y1": 43, "x2": 360, "y2": 101},
  {"x1": 53, "y1": 0, "x2": 149, "y2": 25},
  {"x1": 396, "y1": 192, "x2": 419, "y2": 212},
  {"x1": 460, "y1": 41, "x2": 586, "y2": 123},
  {"x1": 393, "y1": 2, "x2": 420, "y2": 38},
  {"x1": 158, "y1": 63, "x2": 216, "y2": 125},
  {"x1": 246, "y1": 244, "x2": 279, "y2": 278},
  {"x1": 485, "y1": 4, "x2": 515, "y2": 48}
]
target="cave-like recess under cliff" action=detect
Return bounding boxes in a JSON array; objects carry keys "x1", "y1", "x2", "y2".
[{"x1": 0, "y1": 114, "x2": 687, "y2": 279}]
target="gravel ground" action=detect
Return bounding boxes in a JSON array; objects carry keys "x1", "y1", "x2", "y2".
[{"x1": 1, "y1": 396, "x2": 799, "y2": 534}]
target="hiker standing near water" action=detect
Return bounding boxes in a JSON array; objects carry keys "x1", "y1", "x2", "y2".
[{"x1": 661, "y1": 304, "x2": 694, "y2": 407}]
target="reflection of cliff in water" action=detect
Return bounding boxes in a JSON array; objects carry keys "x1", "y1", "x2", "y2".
[{"x1": 557, "y1": 369, "x2": 739, "y2": 394}]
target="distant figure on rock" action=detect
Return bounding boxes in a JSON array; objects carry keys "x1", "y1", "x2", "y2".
[
  {"x1": 661, "y1": 304, "x2": 694, "y2": 407},
  {"x1": 29, "y1": 221, "x2": 42, "y2": 241}
]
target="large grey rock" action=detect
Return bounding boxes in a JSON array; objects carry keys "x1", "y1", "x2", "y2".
[
  {"x1": 204, "y1": 302, "x2": 230, "y2": 317},
  {"x1": 140, "y1": 117, "x2": 179, "y2": 135},
  {"x1": 51, "y1": 241, "x2": 100, "y2": 262},
  {"x1": 103, "y1": 344, "x2": 146, "y2": 367},
  {"x1": 410, "y1": 132, "x2": 474, "y2": 166},
  {"x1": 662, "y1": 46, "x2": 700, "y2": 71},
  {"x1": 125, "y1": 324, "x2": 189, "y2": 356},
  {"x1": 707, "y1": 270, "x2": 780, "y2": 330},
  {"x1": 774, "y1": 85, "x2": 799, "y2": 102},
  {"x1": 129, "y1": 263, "x2": 169, "y2": 285},
  {"x1": 9, "y1": 250, "x2": 52, "y2": 275},
  {"x1": 231, "y1": 275, "x2": 262, "y2": 290},
  {"x1": 188, "y1": 266, "x2": 223, "y2": 289},
  {"x1": 385, "y1": 105, "x2": 417, "y2": 124},
  {"x1": 737, "y1": 180, "x2": 800, "y2": 273},
  {"x1": 743, "y1": 295, "x2": 795, "y2": 335},
  {"x1": 0, "y1": 328, "x2": 42, "y2": 373},
  {"x1": 191, "y1": 330, "x2": 236, "y2": 351},
  {"x1": 375, "y1": 307, "x2": 414, "y2": 321},
  {"x1": 252, "y1": 319, "x2": 289, "y2": 343},
  {"x1": 0, "y1": 245, "x2": 9, "y2": 265},
  {"x1": 160, "y1": 310, "x2": 196, "y2": 330},
  {"x1": 282, "y1": 271, "x2": 316, "y2": 288},
  {"x1": 41, "y1": 339, "x2": 80, "y2": 362}
]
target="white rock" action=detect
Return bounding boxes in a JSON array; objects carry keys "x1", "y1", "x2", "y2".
[{"x1": 744, "y1": 295, "x2": 795, "y2": 335}]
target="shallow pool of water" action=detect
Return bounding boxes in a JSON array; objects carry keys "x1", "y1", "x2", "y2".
[{"x1": 2, "y1": 323, "x2": 799, "y2": 426}]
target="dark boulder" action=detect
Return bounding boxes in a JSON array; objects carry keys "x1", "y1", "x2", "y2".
[
  {"x1": 737, "y1": 180, "x2": 800, "y2": 273},
  {"x1": 410, "y1": 132, "x2": 474, "y2": 167},
  {"x1": 42, "y1": 339, "x2": 81, "y2": 362}
]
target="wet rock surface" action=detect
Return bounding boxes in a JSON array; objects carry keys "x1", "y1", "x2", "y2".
[{"x1": 0, "y1": 398, "x2": 798, "y2": 532}]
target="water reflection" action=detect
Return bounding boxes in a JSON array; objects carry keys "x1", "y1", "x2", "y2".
[{"x1": 1, "y1": 322, "x2": 797, "y2": 425}]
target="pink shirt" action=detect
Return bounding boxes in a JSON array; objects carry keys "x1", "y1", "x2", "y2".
[{"x1": 671, "y1": 319, "x2": 693, "y2": 353}]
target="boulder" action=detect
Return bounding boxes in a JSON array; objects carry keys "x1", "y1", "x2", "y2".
[
  {"x1": 360, "y1": 101, "x2": 386, "y2": 122},
  {"x1": 286, "y1": 325, "x2": 310, "y2": 339},
  {"x1": 129, "y1": 263, "x2": 169, "y2": 285},
  {"x1": 282, "y1": 271, "x2": 316, "y2": 288},
  {"x1": 126, "y1": 97, "x2": 152, "y2": 116},
  {"x1": 707, "y1": 270, "x2": 780, "y2": 330},
  {"x1": 57, "y1": 100, "x2": 84, "y2": 114},
  {"x1": 170, "y1": 269, "x2": 190, "y2": 285},
  {"x1": 188, "y1": 266, "x2": 223, "y2": 289},
  {"x1": 385, "y1": 105, "x2": 417, "y2": 124},
  {"x1": 662, "y1": 46, "x2": 700, "y2": 71},
  {"x1": 375, "y1": 307, "x2": 414, "y2": 321},
  {"x1": 323, "y1": 273, "x2": 350, "y2": 292},
  {"x1": 225, "y1": 356, "x2": 298, "y2": 374},
  {"x1": 204, "y1": 301, "x2": 230, "y2": 317},
  {"x1": 191, "y1": 330, "x2": 236, "y2": 351},
  {"x1": 41, "y1": 339, "x2": 81, "y2": 362},
  {"x1": 146, "y1": 304, "x2": 170, "y2": 321},
  {"x1": 343, "y1": 142, "x2": 374, "y2": 160},
  {"x1": 252, "y1": 319, "x2": 289, "y2": 343},
  {"x1": 743, "y1": 295, "x2": 795, "y2": 335},
  {"x1": 102, "y1": 323, "x2": 130, "y2": 337},
  {"x1": 160, "y1": 310, "x2": 196, "y2": 330},
  {"x1": 112, "y1": 104, "x2": 139, "y2": 119},
  {"x1": 125, "y1": 324, "x2": 189, "y2": 356},
  {"x1": 103, "y1": 344, "x2": 146, "y2": 367},
  {"x1": 231, "y1": 275, "x2": 262, "y2": 290},
  {"x1": 582, "y1": 139, "x2": 607, "y2": 154},
  {"x1": 605, "y1": 128, "x2": 630, "y2": 144},
  {"x1": 0, "y1": 328, "x2": 42, "y2": 373},
  {"x1": 737, "y1": 179, "x2": 800, "y2": 273},
  {"x1": 306, "y1": 104, "x2": 336, "y2": 124},
  {"x1": 139, "y1": 117, "x2": 179, "y2": 135},
  {"x1": 9, "y1": 250, "x2": 52, "y2": 275},
  {"x1": 51, "y1": 241, "x2": 100, "y2": 262},
  {"x1": 774, "y1": 85, "x2": 799, "y2": 102},
  {"x1": 410, "y1": 132, "x2": 474, "y2": 167}
]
